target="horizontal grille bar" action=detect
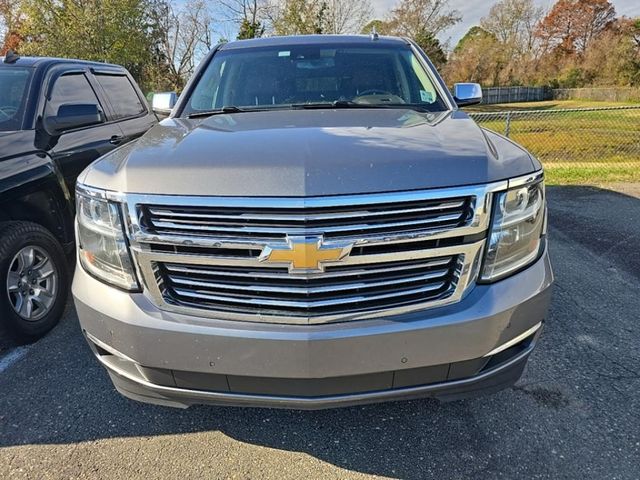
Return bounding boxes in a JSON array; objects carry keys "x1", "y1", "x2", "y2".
[
  {"x1": 173, "y1": 283, "x2": 449, "y2": 310},
  {"x1": 163, "y1": 256, "x2": 453, "y2": 281},
  {"x1": 149, "y1": 213, "x2": 464, "y2": 235},
  {"x1": 170, "y1": 272, "x2": 449, "y2": 295},
  {"x1": 157, "y1": 256, "x2": 459, "y2": 317},
  {"x1": 140, "y1": 197, "x2": 473, "y2": 239},
  {"x1": 147, "y1": 200, "x2": 466, "y2": 222}
]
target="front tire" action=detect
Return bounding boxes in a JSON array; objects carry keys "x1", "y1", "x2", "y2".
[{"x1": 0, "y1": 222, "x2": 69, "y2": 341}]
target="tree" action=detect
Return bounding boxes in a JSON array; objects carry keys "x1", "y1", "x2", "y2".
[
  {"x1": 478, "y1": 0, "x2": 545, "y2": 85},
  {"x1": 454, "y1": 25, "x2": 490, "y2": 53},
  {"x1": 581, "y1": 18, "x2": 640, "y2": 86},
  {"x1": 481, "y1": 0, "x2": 544, "y2": 54},
  {"x1": 444, "y1": 26, "x2": 505, "y2": 86},
  {"x1": 237, "y1": 18, "x2": 265, "y2": 39},
  {"x1": 147, "y1": 0, "x2": 215, "y2": 90},
  {"x1": 386, "y1": 0, "x2": 461, "y2": 39},
  {"x1": 19, "y1": 0, "x2": 155, "y2": 80},
  {"x1": 269, "y1": 0, "x2": 328, "y2": 35},
  {"x1": 219, "y1": 0, "x2": 267, "y2": 39},
  {"x1": 414, "y1": 29, "x2": 447, "y2": 68},
  {"x1": 323, "y1": 0, "x2": 373, "y2": 35},
  {"x1": 0, "y1": 0, "x2": 23, "y2": 54},
  {"x1": 536, "y1": 0, "x2": 616, "y2": 55},
  {"x1": 271, "y1": 0, "x2": 373, "y2": 35}
]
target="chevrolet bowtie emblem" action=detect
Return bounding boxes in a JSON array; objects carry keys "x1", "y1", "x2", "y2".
[{"x1": 258, "y1": 236, "x2": 353, "y2": 273}]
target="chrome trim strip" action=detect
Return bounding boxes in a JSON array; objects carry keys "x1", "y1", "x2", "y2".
[
  {"x1": 167, "y1": 269, "x2": 450, "y2": 295},
  {"x1": 85, "y1": 331, "x2": 137, "y2": 363},
  {"x1": 126, "y1": 183, "x2": 504, "y2": 208},
  {"x1": 132, "y1": 233, "x2": 274, "y2": 250},
  {"x1": 133, "y1": 242, "x2": 480, "y2": 269},
  {"x1": 148, "y1": 212, "x2": 466, "y2": 235},
  {"x1": 508, "y1": 170, "x2": 544, "y2": 188},
  {"x1": 147, "y1": 200, "x2": 467, "y2": 221},
  {"x1": 170, "y1": 267, "x2": 449, "y2": 290},
  {"x1": 131, "y1": 222, "x2": 476, "y2": 249},
  {"x1": 483, "y1": 322, "x2": 542, "y2": 357},
  {"x1": 76, "y1": 183, "x2": 126, "y2": 202},
  {"x1": 174, "y1": 281, "x2": 448, "y2": 309},
  {"x1": 164, "y1": 257, "x2": 453, "y2": 280}
]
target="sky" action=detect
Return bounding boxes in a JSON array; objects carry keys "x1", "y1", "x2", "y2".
[{"x1": 371, "y1": 0, "x2": 640, "y2": 47}]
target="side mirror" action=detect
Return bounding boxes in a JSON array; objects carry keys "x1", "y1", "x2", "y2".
[
  {"x1": 152, "y1": 92, "x2": 177, "y2": 117},
  {"x1": 44, "y1": 103, "x2": 103, "y2": 135},
  {"x1": 453, "y1": 83, "x2": 483, "y2": 107}
]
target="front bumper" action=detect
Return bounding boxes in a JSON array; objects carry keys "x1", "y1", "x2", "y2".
[{"x1": 72, "y1": 250, "x2": 553, "y2": 409}]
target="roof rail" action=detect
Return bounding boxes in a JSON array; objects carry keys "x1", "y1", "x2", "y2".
[{"x1": 3, "y1": 50, "x2": 20, "y2": 64}]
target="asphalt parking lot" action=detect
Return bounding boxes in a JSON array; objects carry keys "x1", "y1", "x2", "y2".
[{"x1": 1, "y1": 185, "x2": 639, "y2": 480}]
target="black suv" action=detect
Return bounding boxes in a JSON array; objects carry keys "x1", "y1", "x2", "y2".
[{"x1": 0, "y1": 52, "x2": 157, "y2": 340}]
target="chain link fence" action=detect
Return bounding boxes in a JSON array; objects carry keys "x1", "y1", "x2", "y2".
[{"x1": 469, "y1": 106, "x2": 640, "y2": 184}]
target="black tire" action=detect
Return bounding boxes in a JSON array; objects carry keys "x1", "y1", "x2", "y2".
[{"x1": 0, "y1": 222, "x2": 69, "y2": 341}]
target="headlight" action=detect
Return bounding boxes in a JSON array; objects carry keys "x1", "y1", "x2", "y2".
[
  {"x1": 481, "y1": 179, "x2": 546, "y2": 281},
  {"x1": 76, "y1": 188, "x2": 139, "y2": 290}
]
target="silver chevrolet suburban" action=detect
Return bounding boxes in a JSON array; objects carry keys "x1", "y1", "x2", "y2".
[{"x1": 72, "y1": 35, "x2": 553, "y2": 409}]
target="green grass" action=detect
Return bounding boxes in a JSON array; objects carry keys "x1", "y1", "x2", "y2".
[
  {"x1": 466, "y1": 101, "x2": 640, "y2": 185},
  {"x1": 467, "y1": 99, "x2": 640, "y2": 112},
  {"x1": 544, "y1": 163, "x2": 640, "y2": 185}
]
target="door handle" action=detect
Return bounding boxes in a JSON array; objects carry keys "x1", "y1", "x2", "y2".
[{"x1": 110, "y1": 135, "x2": 124, "y2": 145}]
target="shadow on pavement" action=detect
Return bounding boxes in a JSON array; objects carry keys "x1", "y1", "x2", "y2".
[{"x1": 545, "y1": 185, "x2": 640, "y2": 280}]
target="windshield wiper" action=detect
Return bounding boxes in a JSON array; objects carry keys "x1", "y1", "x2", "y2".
[
  {"x1": 187, "y1": 102, "x2": 433, "y2": 118},
  {"x1": 291, "y1": 101, "x2": 431, "y2": 112},
  {"x1": 187, "y1": 106, "x2": 248, "y2": 118},
  {"x1": 291, "y1": 100, "x2": 381, "y2": 110}
]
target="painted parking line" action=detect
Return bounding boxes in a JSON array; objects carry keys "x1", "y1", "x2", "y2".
[{"x1": 0, "y1": 346, "x2": 32, "y2": 374}]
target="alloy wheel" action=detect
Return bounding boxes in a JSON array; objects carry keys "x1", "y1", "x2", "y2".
[{"x1": 6, "y1": 246, "x2": 58, "y2": 321}]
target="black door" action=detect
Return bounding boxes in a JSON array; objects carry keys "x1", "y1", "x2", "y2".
[
  {"x1": 92, "y1": 72, "x2": 156, "y2": 144},
  {"x1": 45, "y1": 71, "x2": 122, "y2": 194}
]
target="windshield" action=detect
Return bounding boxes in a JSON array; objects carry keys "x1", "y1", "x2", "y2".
[
  {"x1": 183, "y1": 44, "x2": 449, "y2": 116},
  {"x1": 0, "y1": 67, "x2": 33, "y2": 131}
]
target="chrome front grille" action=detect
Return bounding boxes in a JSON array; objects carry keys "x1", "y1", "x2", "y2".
[
  {"x1": 124, "y1": 184, "x2": 499, "y2": 325},
  {"x1": 140, "y1": 196, "x2": 473, "y2": 240},
  {"x1": 157, "y1": 255, "x2": 460, "y2": 317}
]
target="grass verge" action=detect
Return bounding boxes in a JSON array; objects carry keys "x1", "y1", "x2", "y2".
[
  {"x1": 544, "y1": 163, "x2": 640, "y2": 185},
  {"x1": 467, "y1": 99, "x2": 640, "y2": 112}
]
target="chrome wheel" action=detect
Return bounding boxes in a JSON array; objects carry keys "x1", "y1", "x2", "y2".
[{"x1": 6, "y1": 246, "x2": 58, "y2": 321}]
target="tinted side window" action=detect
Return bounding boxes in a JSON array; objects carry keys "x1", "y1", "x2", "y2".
[
  {"x1": 48, "y1": 73, "x2": 101, "y2": 115},
  {"x1": 0, "y1": 67, "x2": 33, "y2": 132},
  {"x1": 95, "y1": 74, "x2": 145, "y2": 120}
]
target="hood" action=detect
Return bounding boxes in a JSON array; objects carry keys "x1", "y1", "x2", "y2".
[{"x1": 81, "y1": 109, "x2": 536, "y2": 197}]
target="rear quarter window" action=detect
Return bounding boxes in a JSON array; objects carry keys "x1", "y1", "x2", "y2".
[{"x1": 95, "y1": 74, "x2": 146, "y2": 120}]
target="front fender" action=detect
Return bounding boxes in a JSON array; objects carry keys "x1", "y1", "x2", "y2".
[{"x1": 0, "y1": 151, "x2": 75, "y2": 248}]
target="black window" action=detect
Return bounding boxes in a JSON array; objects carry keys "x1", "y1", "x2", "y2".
[
  {"x1": 0, "y1": 66, "x2": 33, "y2": 132},
  {"x1": 95, "y1": 74, "x2": 145, "y2": 120},
  {"x1": 48, "y1": 73, "x2": 101, "y2": 116}
]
